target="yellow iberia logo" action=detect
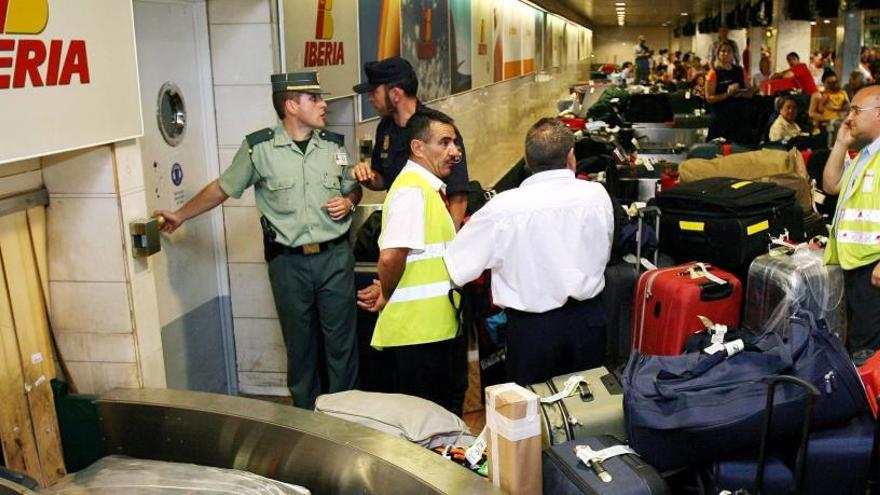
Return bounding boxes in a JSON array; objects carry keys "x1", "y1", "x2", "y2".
[
  {"x1": 315, "y1": 0, "x2": 333, "y2": 40},
  {"x1": 1, "y1": 0, "x2": 49, "y2": 35}
]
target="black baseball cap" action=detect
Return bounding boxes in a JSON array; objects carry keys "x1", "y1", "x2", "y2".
[{"x1": 352, "y1": 56, "x2": 416, "y2": 94}]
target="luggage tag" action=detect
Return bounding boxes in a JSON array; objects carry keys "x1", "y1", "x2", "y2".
[
  {"x1": 687, "y1": 263, "x2": 727, "y2": 285},
  {"x1": 704, "y1": 339, "x2": 744, "y2": 357},
  {"x1": 465, "y1": 426, "x2": 488, "y2": 468},
  {"x1": 540, "y1": 374, "x2": 586, "y2": 404},
  {"x1": 574, "y1": 444, "x2": 638, "y2": 483}
]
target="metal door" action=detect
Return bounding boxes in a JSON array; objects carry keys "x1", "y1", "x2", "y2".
[{"x1": 134, "y1": 0, "x2": 235, "y2": 393}]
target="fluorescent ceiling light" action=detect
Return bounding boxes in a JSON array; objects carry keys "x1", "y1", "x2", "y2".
[
  {"x1": 681, "y1": 12, "x2": 689, "y2": 16},
  {"x1": 615, "y1": 2, "x2": 626, "y2": 5},
  {"x1": 823, "y1": 19, "x2": 831, "y2": 24},
  {"x1": 810, "y1": 21, "x2": 817, "y2": 25}
]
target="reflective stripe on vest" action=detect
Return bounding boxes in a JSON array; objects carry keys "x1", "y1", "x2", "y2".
[
  {"x1": 372, "y1": 169, "x2": 458, "y2": 348},
  {"x1": 841, "y1": 208, "x2": 880, "y2": 223},
  {"x1": 406, "y1": 241, "x2": 448, "y2": 263},
  {"x1": 388, "y1": 280, "x2": 453, "y2": 303}
]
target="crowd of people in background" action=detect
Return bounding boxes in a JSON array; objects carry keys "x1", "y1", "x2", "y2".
[{"x1": 592, "y1": 27, "x2": 880, "y2": 145}]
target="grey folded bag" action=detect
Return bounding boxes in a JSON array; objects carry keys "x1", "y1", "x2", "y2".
[{"x1": 315, "y1": 390, "x2": 474, "y2": 449}]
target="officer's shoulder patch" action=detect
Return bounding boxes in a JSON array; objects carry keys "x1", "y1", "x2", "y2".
[
  {"x1": 319, "y1": 130, "x2": 345, "y2": 146},
  {"x1": 245, "y1": 128, "x2": 274, "y2": 150}
]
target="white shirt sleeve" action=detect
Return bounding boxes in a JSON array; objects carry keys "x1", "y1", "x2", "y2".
[
  {"x1": 379, "y1": 187, "x2": 425, "y2": 251},
  {"x1": 444, "y1": 206, "x2": 498, "y2": 286}
]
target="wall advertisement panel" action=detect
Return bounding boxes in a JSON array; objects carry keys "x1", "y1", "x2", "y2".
[
  {"x1": 401, "y1": 0, "x2": 451, "y2": 101},
  {"x1": 283, "y1": 0, "x2": 360, "y2": 98},
  {"x1": 357, "y1": 0, "x2": 400, "y2": 120},
  {"x1": 0, "y1": 0, "x2": 142, "y2": 165}
]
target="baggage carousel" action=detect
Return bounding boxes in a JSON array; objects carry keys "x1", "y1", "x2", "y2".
[{"x1": 19, "y1": 388, "x2": 503, "y2": 495}]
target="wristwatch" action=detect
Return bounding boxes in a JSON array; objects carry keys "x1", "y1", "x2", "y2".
[{"x1": 349, "y1": 200, "x2": 357, "y2": 213}]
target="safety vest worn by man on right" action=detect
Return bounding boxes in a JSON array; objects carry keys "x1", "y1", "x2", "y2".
[{"x1": 825, "y1": 150, "x2": 880, "y2": 270}]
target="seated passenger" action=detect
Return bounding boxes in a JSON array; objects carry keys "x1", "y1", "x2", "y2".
[
  {"x1": 768, "y1": 96, "x2": 802, "y2": 142},
  {"x1": 443, "y1": 118, "x2": 614, "y2": 385},
  {"x1": 771, "y1": 51, "x2": 819, "y2": 95},
  {"x1": 809, "y1": 71, "x2": 849, "y2": 129}
]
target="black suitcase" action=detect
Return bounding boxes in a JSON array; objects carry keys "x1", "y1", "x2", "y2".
[
  {"x1": 627, "y1": 94, "x2": 674, "y2": 123},
  {"x1": 543, "y1": 435, "x2": 670, "y2": 495},
  {"x1": 655, "y1": 177, "x2": 805, "y2": 275}
]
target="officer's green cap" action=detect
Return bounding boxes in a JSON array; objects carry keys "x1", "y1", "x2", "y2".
[{"x1": 271, "y1": 71, "x2": 330, "y2": 94}]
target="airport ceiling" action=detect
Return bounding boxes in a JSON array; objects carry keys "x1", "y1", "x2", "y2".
[{"x1": 544, "y1": 0, "x2": 723, "y2": 28}]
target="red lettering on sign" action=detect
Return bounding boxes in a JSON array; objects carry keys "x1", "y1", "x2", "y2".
[
  {"x1": 303, "y1": 41, "x2": 344, "y2": 67},
  {"x1": 59, "y1": 40, "x2": 89, "y2": 84},
  {"x1": 0, "y1": 39, "x2": 12, "y2": 89},
  {"x1": 13, "y1": 39, "x2": 45, "y2": 88},
  {"x1": 0, "y1": 38, "x2": 91, "y2": 89},
  {"x1": 45, "y1": 39, "x2": 62, "y2": 85}
]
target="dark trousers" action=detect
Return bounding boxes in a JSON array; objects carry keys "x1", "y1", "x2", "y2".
[
  {"x1": 505, "y1": 297, "x2": 606, "y2": 386},
  {"x1": 391, "y1": 335, "x2": 465, "y2": 415},
  {"x1": 844, "y1": 263, "x2": 880, "y2": 353},
  {"x1": 267, "y1": 241, "x2": 358, "y2": 409}
]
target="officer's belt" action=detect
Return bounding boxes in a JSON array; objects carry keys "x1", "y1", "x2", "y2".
[{"x1": 270, "y1": 234, "x2": 348, "y2": 256}]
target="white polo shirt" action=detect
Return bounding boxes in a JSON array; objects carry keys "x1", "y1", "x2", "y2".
[{"x1": 444, "y1": 168, "x2": 614, "y2": 313}]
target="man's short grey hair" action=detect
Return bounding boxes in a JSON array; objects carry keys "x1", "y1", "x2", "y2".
[{"x1": 524, "y1": 118, "x2": 574, "y2": 173}]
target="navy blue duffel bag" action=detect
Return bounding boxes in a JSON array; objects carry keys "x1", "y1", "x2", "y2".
[{"x1": 623, "y1": 311, "x2": 867, "y2": 471}]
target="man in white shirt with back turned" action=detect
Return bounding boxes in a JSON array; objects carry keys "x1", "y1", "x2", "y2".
[{"x1": 444, "y1": 118, "x2": 614, "y2": 385}]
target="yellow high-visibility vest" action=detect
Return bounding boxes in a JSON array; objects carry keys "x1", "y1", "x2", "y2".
[
  {"x1": 826, "y1": 150, "x2": 880, "y2": 270},
  {"x1": 371, "y1": 169, "x2": 458, "y2": 348}
]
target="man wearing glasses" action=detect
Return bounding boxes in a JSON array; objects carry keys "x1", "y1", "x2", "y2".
[
  {"x1": 351, "y1": 57, "x2": 470, "y2": 229},
  {"x1": 824, "y1": 86, "x2": 880, "y2": 352}
]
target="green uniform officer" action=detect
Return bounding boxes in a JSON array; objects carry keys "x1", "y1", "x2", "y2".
[{"x1": 154, "y1": 71, "x2": 362, "y2": 409}]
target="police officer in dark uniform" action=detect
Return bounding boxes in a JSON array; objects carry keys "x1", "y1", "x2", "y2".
[
  {"x1": 154, "y1": 71, "x2": 361, "y2": 409},
  {"x1": 352, "y1": 57, "x2": 470, "y2": 228}
]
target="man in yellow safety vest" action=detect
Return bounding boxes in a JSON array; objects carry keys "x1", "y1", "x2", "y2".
[
  {"x1": 824, "y1": 85, "x2": 880, "y2": 352},
  {"x1": 356, "y1": 107, "x2": 464, "y2": 414}
]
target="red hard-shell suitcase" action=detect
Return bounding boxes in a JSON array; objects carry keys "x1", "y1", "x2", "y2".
[
  {"x1": 856, "y1": 350, "x2": 880, "y2": 418},
  {"x1": 632, "y1": 262, "x2": 743, "y2": 356}
]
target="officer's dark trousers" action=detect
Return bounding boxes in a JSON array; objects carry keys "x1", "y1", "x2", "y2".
[
  {"x1": 505, "y1": 297, "x2": 606, "y2": 386},
  {"x1": 844, "y1": 263, "x2": 880, "y2": 353},
  {"x1": 268, "y1": 241, "x2": 358, "y2": 409}
]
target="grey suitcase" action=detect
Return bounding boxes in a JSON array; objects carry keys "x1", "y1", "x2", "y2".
[
  {"x1": 528, "y1": 367, "x2": 625, "y2": 448},
  {"x1": 743, "y1": 247, "x2": 847, "y2": 341}
]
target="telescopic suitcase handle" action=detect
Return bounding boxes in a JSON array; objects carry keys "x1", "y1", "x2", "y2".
[
  {"x1": 754, "y1": 375, "x2": 820, "y2": 495},
  {"x1": 634, "y1": 206, "x2": 661, "y2": 276}
]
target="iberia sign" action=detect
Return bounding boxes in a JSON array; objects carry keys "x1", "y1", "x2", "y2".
[
  {"x1": 0, "y1": 0, "x2": 142, "y2": 165},
  {"x1": 304, "y1": 0, "x2": 344, "y2": 67},
  {"x1": 0, "y1": 0, "x2": 90, "y2": 89},
  {"x1": 283, "y1": 0, "x2": 357, "y2": 98}
]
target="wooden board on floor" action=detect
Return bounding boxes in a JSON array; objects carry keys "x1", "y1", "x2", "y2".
[
  {"x1": 25, "y1": 207, "x2": 54, "y2": 379},
  {"x1": 0, "y1": 245, "x2": 42, "y2": 483},
  {"x1": 0, "y1": 212, "x2": 65, "y2": 485}
]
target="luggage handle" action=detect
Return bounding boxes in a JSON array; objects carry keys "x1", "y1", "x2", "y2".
[
  {"x1": 634, "y1": 206, "x2": 661, "y2": 276},
  {"x1": 755, "y1": 375, "x2": 820, "y2": 495},
  {"x1": 652, "y1": 340, "x2": 791, "y2": 399},
  {"x1": 699, "y1": 281, "x2": 734, "y2": 302}
]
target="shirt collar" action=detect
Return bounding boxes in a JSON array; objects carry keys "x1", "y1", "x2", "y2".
[
  {"x1": 402, "y1": 160, "x2": 446, "y2": 192},
  {"x1": 520, "y1": 168, "x2": 575, "y2": 187},
  {"x1": 861, "y1": 135, "x2": 880, "y2": 159},
  {"x1": 272, "y1": 125, "x2": 324, "y2": 149}
]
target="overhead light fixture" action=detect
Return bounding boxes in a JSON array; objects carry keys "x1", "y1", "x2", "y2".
[
  {"x1": 681, "y1": 12, "x2": 688, "y2": 16},
  {"x1": 810, "y1": 21, "x2": 816, "y2": 25},
  {"x1": 823, "y1": 19, "x2": 831, "y2": 24},
  {"x1": 615, "y1": 2, "x2": 626, "y2": 5}
]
